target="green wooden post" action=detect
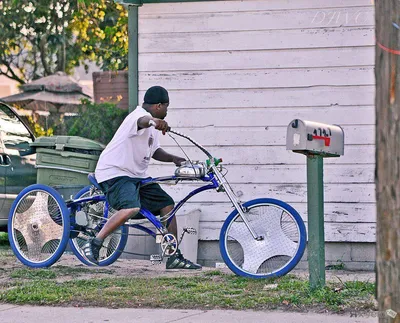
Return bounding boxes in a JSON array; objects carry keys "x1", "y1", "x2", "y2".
[
  {"x1": 306, "y1": 155, "x2": 326, "y2": 290},
  {"x1": 128, "y1": 5, "x2": 139, "y2": 112}
]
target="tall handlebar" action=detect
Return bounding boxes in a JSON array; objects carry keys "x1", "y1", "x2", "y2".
[{"x1": 148, "y1": 119, "x2": 213, "y2": 159}]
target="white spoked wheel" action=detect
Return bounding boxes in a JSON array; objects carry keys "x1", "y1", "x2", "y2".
[
  {"x1": 8, "y1": 184, "x2": 70, "y2": 268},
  {"x1": 69, "y1": 186, "x2": 128, "y2": 266},
  {"x1": 219, "y1": 198, "x2": 306, "y2": 279}
]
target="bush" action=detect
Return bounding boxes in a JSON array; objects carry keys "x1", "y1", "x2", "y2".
[
  {"x1": 0, "y1": 232, "x2": 9, "y2": 246},
  {"x1": 65, "y1": 100, "x2": 128, "y2": 144}
]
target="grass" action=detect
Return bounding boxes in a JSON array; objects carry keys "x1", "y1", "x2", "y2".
[
  {"x1": 0, "y1": 232, "x2": 9, "y2": 246},
  {"x1": 0, "y1": 233, "x2": 12, "y2": 257},
  {"x1": 9, "y1": 266, "x2": 113, "y2": 280},
  {"x1": 326, "y1": 259, "x2": 346, "y2": 271},
  {"x1": 0, "y1": 270, "x2": 377, "y2": 312},
  {"x1": 11, "y1": 269, "x2": 57, "y2": 280}
]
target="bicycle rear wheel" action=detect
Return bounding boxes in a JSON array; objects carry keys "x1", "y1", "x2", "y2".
[
  {"x1": 69, "y1": 186, "x2": 128, "y2": 266},
  {"x1": 8, "y1": 184, "x2": 70, "y2": 268},
  {"x1": 219, "y1": 198, "x2": 306, "y2": 279}
]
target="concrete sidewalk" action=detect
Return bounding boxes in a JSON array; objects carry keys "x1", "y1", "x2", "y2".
[{"x1": 0, "y1": 304, "x2": 378, "y2": 323}]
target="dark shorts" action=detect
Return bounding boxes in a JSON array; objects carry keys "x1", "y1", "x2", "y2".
[{"x1": 99, "y1": 176, "x2": 174, "y2": 217}]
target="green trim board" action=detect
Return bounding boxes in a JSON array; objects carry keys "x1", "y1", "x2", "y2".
[{"x1": 128, "y1": 5, "x2": 139, "y2": 112}]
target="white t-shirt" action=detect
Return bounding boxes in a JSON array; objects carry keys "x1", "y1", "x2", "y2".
[{"x1": 95, "y1": 106, "x2": 161, "y2": 183}]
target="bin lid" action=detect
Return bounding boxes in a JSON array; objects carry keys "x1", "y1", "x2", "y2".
[{"x1": 31, "y1": 136, "x2": 105, "y2": 151}]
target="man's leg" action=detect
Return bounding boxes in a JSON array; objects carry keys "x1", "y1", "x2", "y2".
[
  {"x1": 159, "y1": 205, "x2": 202, "y2": 270},
  {"x1": 83, "y1": 207, "x2": 140, "y2": 264},
  {"x1": 97, "y1": 207, "x2": 140, "y2": 240},
  {"x1": 83, "y1": 177, "x2": 142, "y2": 264},
  {"x1": 160, "y1": 205, "x2": 176, "y2": 236}
]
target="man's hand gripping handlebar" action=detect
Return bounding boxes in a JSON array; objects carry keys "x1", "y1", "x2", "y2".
[{"x1": 149, "y1": 119, "x2": 170, "y2": 135}]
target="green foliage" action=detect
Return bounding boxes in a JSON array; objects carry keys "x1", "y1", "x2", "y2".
[
  {"x1": 11, "y1": 269, "x2": 57, "y2": 280},
  {"x1": 0, "y1": 232, "x2": 9, "y2": 246},
  {"x1": 326, "y1": 260, "x2": 346, "y2": 270},
  {"x1": 203, "y1": 270, "x2": 223, "y2": 276},
  {"x1": 25, "y1": 115, "x2": 54, "y2": 138},
  {"x1": 0, "y1": 0, "x2": 128, "y2": 84},
  {"x1": 70, "y1": 1, "x2": 128, "y2": 71},
  {"x1": 66, "y1": 100, "x2": 128, "y2": 144},
  {"x1": 0, "y1": 0, "x2": 78, "y2": 83}
]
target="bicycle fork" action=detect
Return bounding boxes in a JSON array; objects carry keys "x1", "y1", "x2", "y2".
[{"x1": 211, "y1": 165, "x2": 263, "y2": 241}]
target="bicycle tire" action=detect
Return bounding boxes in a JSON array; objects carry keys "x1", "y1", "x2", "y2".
[
  {"x1": 219, "y1": 198, "x2": 306, "y2": 279},
  {"x1": 8, "y1": 184, "x2": 70, "y2": 268},
  {"x1": 69, "y1": 186, "x2": 128, "y2": 266}
]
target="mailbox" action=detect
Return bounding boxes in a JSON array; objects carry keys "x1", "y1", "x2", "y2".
[{"x1": 286, "y1": 119, "x2": 344, "y2": 157}]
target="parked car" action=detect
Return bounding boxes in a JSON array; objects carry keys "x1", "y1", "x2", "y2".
[{"x1": 0, "y1": 102, "x2": 37, "y2": 231}]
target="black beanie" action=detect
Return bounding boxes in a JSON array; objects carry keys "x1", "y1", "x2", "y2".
[{"x1": 144, "y1": 86, "x2": 169, "y2": 104}]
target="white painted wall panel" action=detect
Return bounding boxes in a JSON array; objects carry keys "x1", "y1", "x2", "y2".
[
  {"x1": 150, "y1": 146, "x2": 374, "y2": 165},
  {"x1": 140, "y1": 67, "x2": 374, "y2": 90},
  {"x1": 156, "y1": 125, "x2": 374, "y2": 146},
  {"x1": 199, "y1": 222, "x2": 375, "y2": 242},
  {"x1": 151, "y1": 164, "x2": 374, "y2": 184},
  {"x1": 139, "y1": 0, "x2": 375, "y2": 243},
  {"x1": 140, "y1": 27, "x2": 374, "y2": 53},
  {"x1": 139, "y1": 86, "x2": 375, "y2": 108},
  {"x1": 140, "y1": 47, "x2": 374, "y2": 71},
  {"x1": 140, "y1": 0, "x2": 372, "y2": 14},
  {"x1": 159, "y1": 183, "x2": 374, "y2": 203},
  {"x1": 174, "y1": 203, "x2": 376, "y2": 223},
  {"x1": 140, "y1": 7, "x2": 374, "y2": 33},
  {"x1": 164, "y1": 106, "x2": 375, "y2": 127}
]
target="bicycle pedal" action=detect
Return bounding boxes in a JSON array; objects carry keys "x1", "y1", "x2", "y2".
[
  {"x1": 183, "y1": 227, "x2": 197, "y2": 235},
  {"x1": 150, "y1": 254, "x2": 162, "y2": 264}
]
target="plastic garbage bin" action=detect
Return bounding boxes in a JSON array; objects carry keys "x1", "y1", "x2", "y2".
[{"x1": 30, "y1": 136, "x2": 105, "y2": 198}]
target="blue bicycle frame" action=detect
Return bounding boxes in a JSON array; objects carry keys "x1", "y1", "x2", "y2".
[
  {"x1": 67, "y1": 127, "x2": 260, "y2": 243},
  {"x1": 67, "y1": 173, "x2": 220, "y2": 239}
]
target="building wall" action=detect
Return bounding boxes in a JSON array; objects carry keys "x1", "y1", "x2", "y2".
[
  {"x1": 136, "y1": 0, "x2": 375, "y2": 266},
  {"x1": 0, "y1": 75, "x2": 19, "y2": 98},
  {"x1": 92, "y1": 71, "x2": 129, "y2": 110}
]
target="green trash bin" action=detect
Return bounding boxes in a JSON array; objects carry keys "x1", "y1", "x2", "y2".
[{"x1": 30, "y1": 136, "x2": 105, "y2": 198}]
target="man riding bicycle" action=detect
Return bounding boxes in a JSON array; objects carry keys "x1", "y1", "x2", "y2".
[{"x1": 83, "y1": 86, "x2": 201, "y2": 270}]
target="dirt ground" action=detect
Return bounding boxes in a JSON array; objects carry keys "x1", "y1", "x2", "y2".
[
  {"x1": 0, "y1": 248, "x2": 375, "y2": 285},
  {"x1": 0, "y1": 249, "x2": 226, "y2": 284}
]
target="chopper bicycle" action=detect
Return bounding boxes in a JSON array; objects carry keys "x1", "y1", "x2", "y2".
[{"x1": 8, "y1": 126, "x2": 306, "y2": 279}]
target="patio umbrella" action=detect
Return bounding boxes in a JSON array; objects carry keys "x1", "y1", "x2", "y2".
[{"x1": 0, "y1": 72, "x2": 92, "y2": 113}]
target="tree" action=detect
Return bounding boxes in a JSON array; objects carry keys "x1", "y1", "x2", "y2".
[
  {"x1": 65, "y1": 100, "x2": 128, "y2": 144},
  {"x1": 0, "y1": 0, "x2": 128, "y2": 84},
  {"x1": 375, "y1": 1, "x2": 400, "y2": 322},
  {"x1": 70, "y1": 1, "x2": 128, "y2": 72}
]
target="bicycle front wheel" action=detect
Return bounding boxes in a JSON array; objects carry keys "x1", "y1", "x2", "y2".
[
  {"x1": 69, "y1": 186, "x2": 128, "y2": 266},
  {"x1": 219, "y1": 198, "x2": 306, "y2": 279}
]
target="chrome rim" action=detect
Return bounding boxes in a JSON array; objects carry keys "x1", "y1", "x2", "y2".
[
  {"x1": 224, "y1": 203, "x2": 301, "y2": 276},
  {"x1": 71, "y1": 191, "x2": 123, "y2": 264},
  {"x1": 11, "y1": 190, "x2": 64, "y2": 264}
]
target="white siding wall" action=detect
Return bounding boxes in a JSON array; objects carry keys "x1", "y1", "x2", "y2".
[{"x1": 139, "y1": 0, "x2": 375, "y2": 243}]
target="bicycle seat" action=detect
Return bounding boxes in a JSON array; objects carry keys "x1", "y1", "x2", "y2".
[{"x1": 87, "y1": 173, "x2": 102, "y2": 190}]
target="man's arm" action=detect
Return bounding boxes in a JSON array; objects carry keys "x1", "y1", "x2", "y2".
[
  {"x1": 137, "y1": 116, "x2": 169, "y2": 134},
  {"x1": 153, "y1": 148, "x2": 185, "y2": 166}
]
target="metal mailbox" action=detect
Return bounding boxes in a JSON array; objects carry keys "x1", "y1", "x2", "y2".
[{"x1": 286, "y1": 119, "x2": 344, "y2": 157}]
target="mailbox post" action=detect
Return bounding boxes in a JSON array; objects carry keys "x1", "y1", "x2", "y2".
[{"x1": 286, "y1": 119, "x2": 344, "y2": 290}]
